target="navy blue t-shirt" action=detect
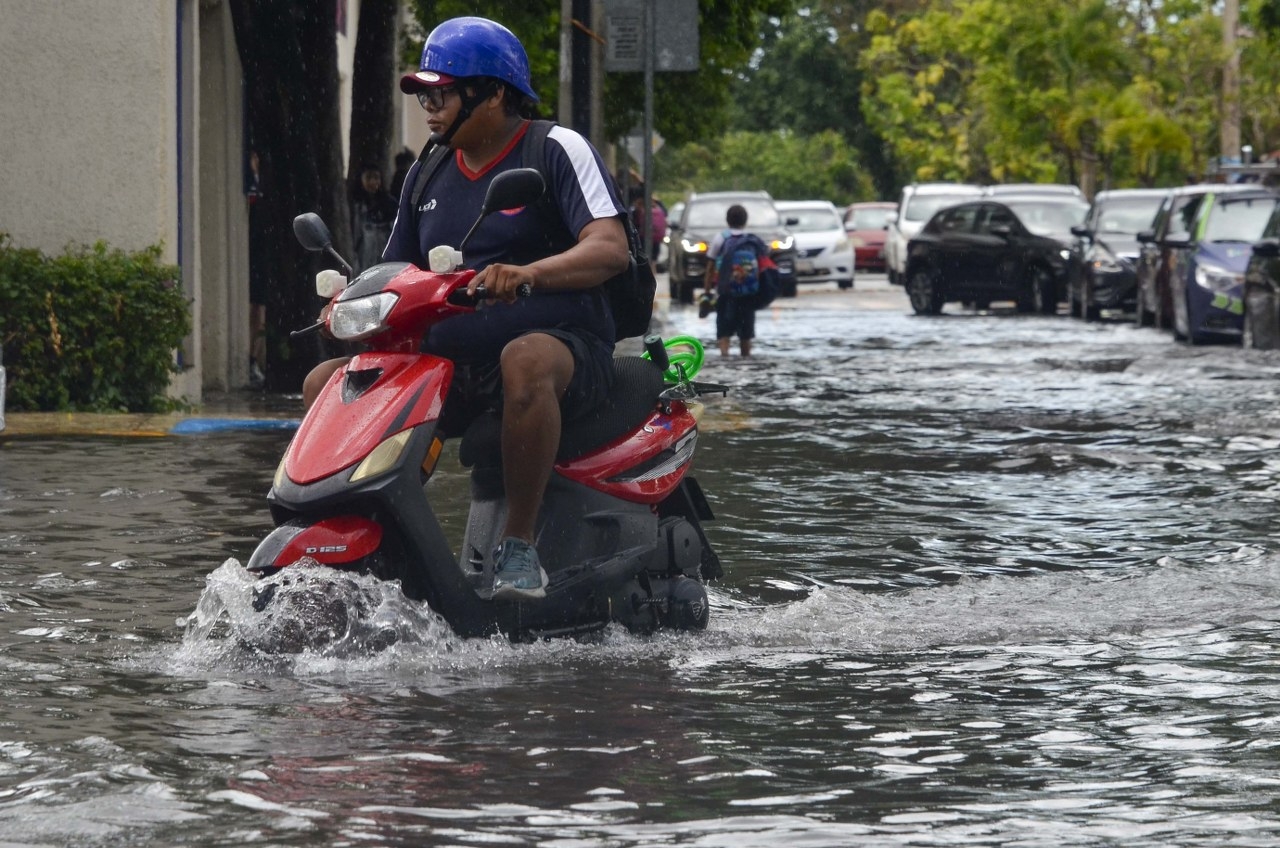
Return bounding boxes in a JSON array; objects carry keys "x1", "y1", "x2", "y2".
[{"x1": 383, "y1": 122, "x2": 624, "y2": 363}]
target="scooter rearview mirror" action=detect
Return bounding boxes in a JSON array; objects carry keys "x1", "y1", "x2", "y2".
[
  {"x1": 482, "y1": 168, "x2": 546, "y2": 215},
  {"x1": 293, "y1": 212, "x2": 354, "y2": 279},
  {"x1": 458, "y1": 168, "x2": 547, "y2": 258},
  {"x1": 293, "y1": 213, "x2": 333, "y2": 252}
]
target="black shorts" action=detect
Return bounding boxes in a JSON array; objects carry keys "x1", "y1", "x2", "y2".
[
  {"x1": 438, "y1": 325, "x2": 615, "y2": 437},
  {"x1": 715, "y1": 295, "x2": 756, "y2": 340}
]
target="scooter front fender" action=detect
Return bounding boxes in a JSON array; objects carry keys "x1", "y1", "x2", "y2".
[{"x1": 284, "y1": 352, "x2": 453, "y2": 486}]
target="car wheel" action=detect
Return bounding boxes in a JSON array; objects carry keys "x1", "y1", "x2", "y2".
[
  {"x1": 837, "y1": 277, "x2": 854, "y2": 290},
  {"x1": 677, "y1": 278, "x2": 696, "y2": 305},
  {"x1": 906, "y1": 266, "x2": 944, "y2": 316},
  {"x1": 1181, "y1": 292, "x2": 1204, "y2": 345},
  {"x1": 1030, "y1": 266, "x2": 1057, "y2": 315},
  {"x1": 1135, "y1": 286, "x2": 1154, "y2": 327},
  {"x1": 1244, "y1": 288, "x2": 1279, "y2": 349},
  {"x1": 1079, "y1": 277, "x2": 1101, "y2": 321}
]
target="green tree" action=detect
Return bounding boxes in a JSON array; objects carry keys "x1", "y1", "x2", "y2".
[
  {"x1": 407, "y1": 0, "x2": 795, "y2": 145},
  {"x1": 858, "y1": 0, "x2": 1279, "y2": 191},
  {"x1": 657, "y1": 129, "x2": 874, "y2": 204},
  {"x1": 725, "y1": 2, "x2": 926, "y2": 199}
]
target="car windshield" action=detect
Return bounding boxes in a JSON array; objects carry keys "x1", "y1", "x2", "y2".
[
  {"x1": 849, "y1": 207, "x2": 892, "y2": 229},
  {"x1": 1203, "y1": 195, "x2": 1279, "y2": 243},
  {"x1": 904, "y1": 194, "x2": 974, "y2": 222},
  {"x1": 1004, "y1": 199, "x2": 1089, "y2": 236},
  {"x1": 781, "y1": 206, "x2": 841, "y2": 232},
  {"x1": 686, "y1": 198, "x2": 780, "y2": 229},
  {"x1": 1096, "y1": 197, "x2": 1165, "y2": 234}
]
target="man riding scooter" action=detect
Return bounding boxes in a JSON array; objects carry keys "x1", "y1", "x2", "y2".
[{"x1": 302, "y1": 16, "x2": 629, "y2": 602}]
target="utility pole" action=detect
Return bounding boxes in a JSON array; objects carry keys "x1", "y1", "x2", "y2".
[{"x1": 1221, "y1": 0, "x2": 1241, "y2": 163}]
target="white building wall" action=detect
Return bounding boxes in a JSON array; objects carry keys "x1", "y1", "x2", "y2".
[
  {"x1": 0, "y1": 0, "x2": 180, "y2": 258},
  {"x1": 0, "y1": 0, "x2": 405, "y2": 404}
]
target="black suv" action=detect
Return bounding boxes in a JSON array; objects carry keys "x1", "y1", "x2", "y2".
[{"x1": 666, "y1": 191, "x2": 798, "y2": 304}]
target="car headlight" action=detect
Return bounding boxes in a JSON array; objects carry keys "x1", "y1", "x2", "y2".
[
  {"x1": 1194, "y1": 262, "x2": 1242, "y2": 293},
  {"x1": 771, "y1": 235, "x2": 794, "y2": 251},
  {"x1": 681, "y1": 238, "x2": 708, "y2": 254},
  {"x1": 330, "y1": 291, "x2": 399, "y2": 341},
  {"x1": 1090, "y1": 245, "x2": 1124, "y2": 274},
  {"x1": 849, "y1": 234, "x2": 866, "y2": 248},
  {"x1": 834, "y1": 237, "x2": 850, "y2": 253}
]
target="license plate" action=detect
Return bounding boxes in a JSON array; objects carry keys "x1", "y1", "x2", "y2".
[{"x1": 796, "y1": 259, "x2": 814, "y2": 274}]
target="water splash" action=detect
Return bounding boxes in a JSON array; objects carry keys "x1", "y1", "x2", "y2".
[
  {"x1": 174, "y1": 560, "x2": 466, "y2": 668},
  {"x1": 165, "y1": 547, "x2": 1280, "y2": 681}
]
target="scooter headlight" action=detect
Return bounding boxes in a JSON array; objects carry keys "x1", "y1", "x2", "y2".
[
  {"x1": 330, "y1": 292, "x2": 399, "y2": 341},
  {"x1": 771, "y1": 235, "x2": 794, "y2": 251},
  {"x1": 681, "y1": 238, "x2": 708, "y2": 254}
]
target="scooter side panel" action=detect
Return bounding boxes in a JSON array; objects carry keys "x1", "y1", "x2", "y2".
[
  {"x1": 284, "y1": 353, "x2": 453, "y2": 486},
  {"x1": 556, "y1": 405, "x2": 699, "y2": 504}
]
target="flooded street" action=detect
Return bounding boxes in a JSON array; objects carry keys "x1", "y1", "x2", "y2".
[{"x1": 5, "y1": 278, "x2": 1280, "y2": 846}]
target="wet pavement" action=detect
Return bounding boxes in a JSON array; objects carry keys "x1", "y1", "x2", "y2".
[{"x1": 5, "y1": 274, "x2": 1280, "y2": 846}]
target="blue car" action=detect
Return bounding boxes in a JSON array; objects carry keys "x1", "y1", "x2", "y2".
[{"x1": 1168, "y1": 188, "x2": 1280, "y2": 345}]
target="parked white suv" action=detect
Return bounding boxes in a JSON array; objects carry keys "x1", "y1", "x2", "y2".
[{"x1": 885, "y1": 182, "x2": 983, "y2": 284}]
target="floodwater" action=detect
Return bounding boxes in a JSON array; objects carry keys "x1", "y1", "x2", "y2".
[{"x1": 5, "y1": 280, "x2": 1280, "y2": 846}]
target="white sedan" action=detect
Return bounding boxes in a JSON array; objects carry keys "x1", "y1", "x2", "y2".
[{"x1": 775, "y1": 200, "x2": 854, "y2": 289}]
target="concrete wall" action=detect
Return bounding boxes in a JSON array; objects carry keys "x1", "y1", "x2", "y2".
[
  {"x1": 0, "y1": 0, "x2": 246, "y2": 403},
  {"x1": 0, "y1": 0, "x2": 181, "y2": 258},
  {"x1": 0, "y1": 0, "x2": 406, "y2": 403}
]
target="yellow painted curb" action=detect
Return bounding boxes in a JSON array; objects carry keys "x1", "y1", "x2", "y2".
[{"x1": 0, "y1": 412, "x2": 296, "y2": 438}]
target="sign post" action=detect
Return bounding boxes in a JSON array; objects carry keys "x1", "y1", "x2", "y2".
[{"x1": 604, "y1": 0, "x2": 698, "y2": 254}]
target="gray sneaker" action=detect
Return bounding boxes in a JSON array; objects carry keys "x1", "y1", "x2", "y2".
[{"x1": 492, "y1": 537, "x2": 548, "y2": 601}]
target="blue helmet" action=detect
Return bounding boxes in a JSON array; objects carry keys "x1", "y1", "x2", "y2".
[{"x1": 400, "y1": 17, "x2": 539, "y2": 102}]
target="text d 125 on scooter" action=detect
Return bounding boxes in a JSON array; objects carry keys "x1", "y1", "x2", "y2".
[{"x1": 244, "y1": 168, "x2": 728, "y2": 645}]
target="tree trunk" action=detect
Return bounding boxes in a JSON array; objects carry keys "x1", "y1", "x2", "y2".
[
  {"x1": 348, "y1": 0, "x2": 399, "y2": 188},
  {"x1": 228, "y1": 0, "x2": 349, "y2": 391}
]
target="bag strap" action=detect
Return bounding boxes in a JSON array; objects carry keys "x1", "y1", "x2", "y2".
[
  {"x1": 408, "y1": 140, "x2": 454, "y2": 230},
  {"x1": 410, "y1": 119, "x2": 642, "y2": 267},
  {"x1": 523, "y1": 120, "x2": 644, "y2": 266}
]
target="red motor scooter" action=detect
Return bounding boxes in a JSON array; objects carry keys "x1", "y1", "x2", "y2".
[{"x1": 246, "y1": 168, "x2": 725, "y2": 642}]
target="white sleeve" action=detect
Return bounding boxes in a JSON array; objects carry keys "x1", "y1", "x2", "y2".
[{"x1": 707, "y1": 231, "x2": 726, "y2": 260}]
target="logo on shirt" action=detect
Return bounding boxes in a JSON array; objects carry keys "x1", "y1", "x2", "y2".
[
  {"x1": 499, "y1": 206, "x2": 526, "y2": 216},
  {"x1": 418, "y1": 197, "x2": 438, "y2": 213}
]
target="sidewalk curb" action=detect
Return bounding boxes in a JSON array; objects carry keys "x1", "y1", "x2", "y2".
[{"x1": 0, "y1": 411, "x2": 300, "y2": 438}]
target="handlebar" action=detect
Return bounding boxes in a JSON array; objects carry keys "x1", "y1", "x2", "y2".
[
  {"x1": 290, "y1": 276, "x2": 533, "y2": 340},
  {"x1": 445, "y1": 282, "x2": 533, "y2": 307}
]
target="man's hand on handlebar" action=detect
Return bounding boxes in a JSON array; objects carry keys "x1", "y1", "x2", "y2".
[{"x1": 471, "y1": 263, "x2": 536, "y2": 303}]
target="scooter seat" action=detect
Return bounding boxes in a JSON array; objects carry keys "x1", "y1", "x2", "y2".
[{"x1": 458, "y1": 355, "x2": 665, "y2": 468}]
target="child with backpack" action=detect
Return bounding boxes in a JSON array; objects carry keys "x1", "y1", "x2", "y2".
[{"x1": 702, "y1": 204, "x2": 778, "y2": 357}]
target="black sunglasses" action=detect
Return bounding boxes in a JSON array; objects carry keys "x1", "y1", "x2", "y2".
[{"x1": 416, "y1": 86, "x2": 457, "y2": 111}]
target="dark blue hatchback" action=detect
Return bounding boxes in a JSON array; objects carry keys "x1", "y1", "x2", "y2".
[{"x1": 1167, "y1": 189, "x2": 1279, "y2": 345}]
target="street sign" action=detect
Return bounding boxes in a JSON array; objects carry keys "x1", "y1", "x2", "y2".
[{"x1": 604, "y1": 0, "x2": 698, "y2": 72}]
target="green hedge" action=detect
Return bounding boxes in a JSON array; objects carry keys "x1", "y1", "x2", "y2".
[{"x1": 0, "y1": 235, "x2": 192, "y2": 413}]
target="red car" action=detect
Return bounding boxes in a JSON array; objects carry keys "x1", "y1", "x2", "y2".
[{"x1": 844, "y1": 202, "x2": 897, "y2": 272}]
